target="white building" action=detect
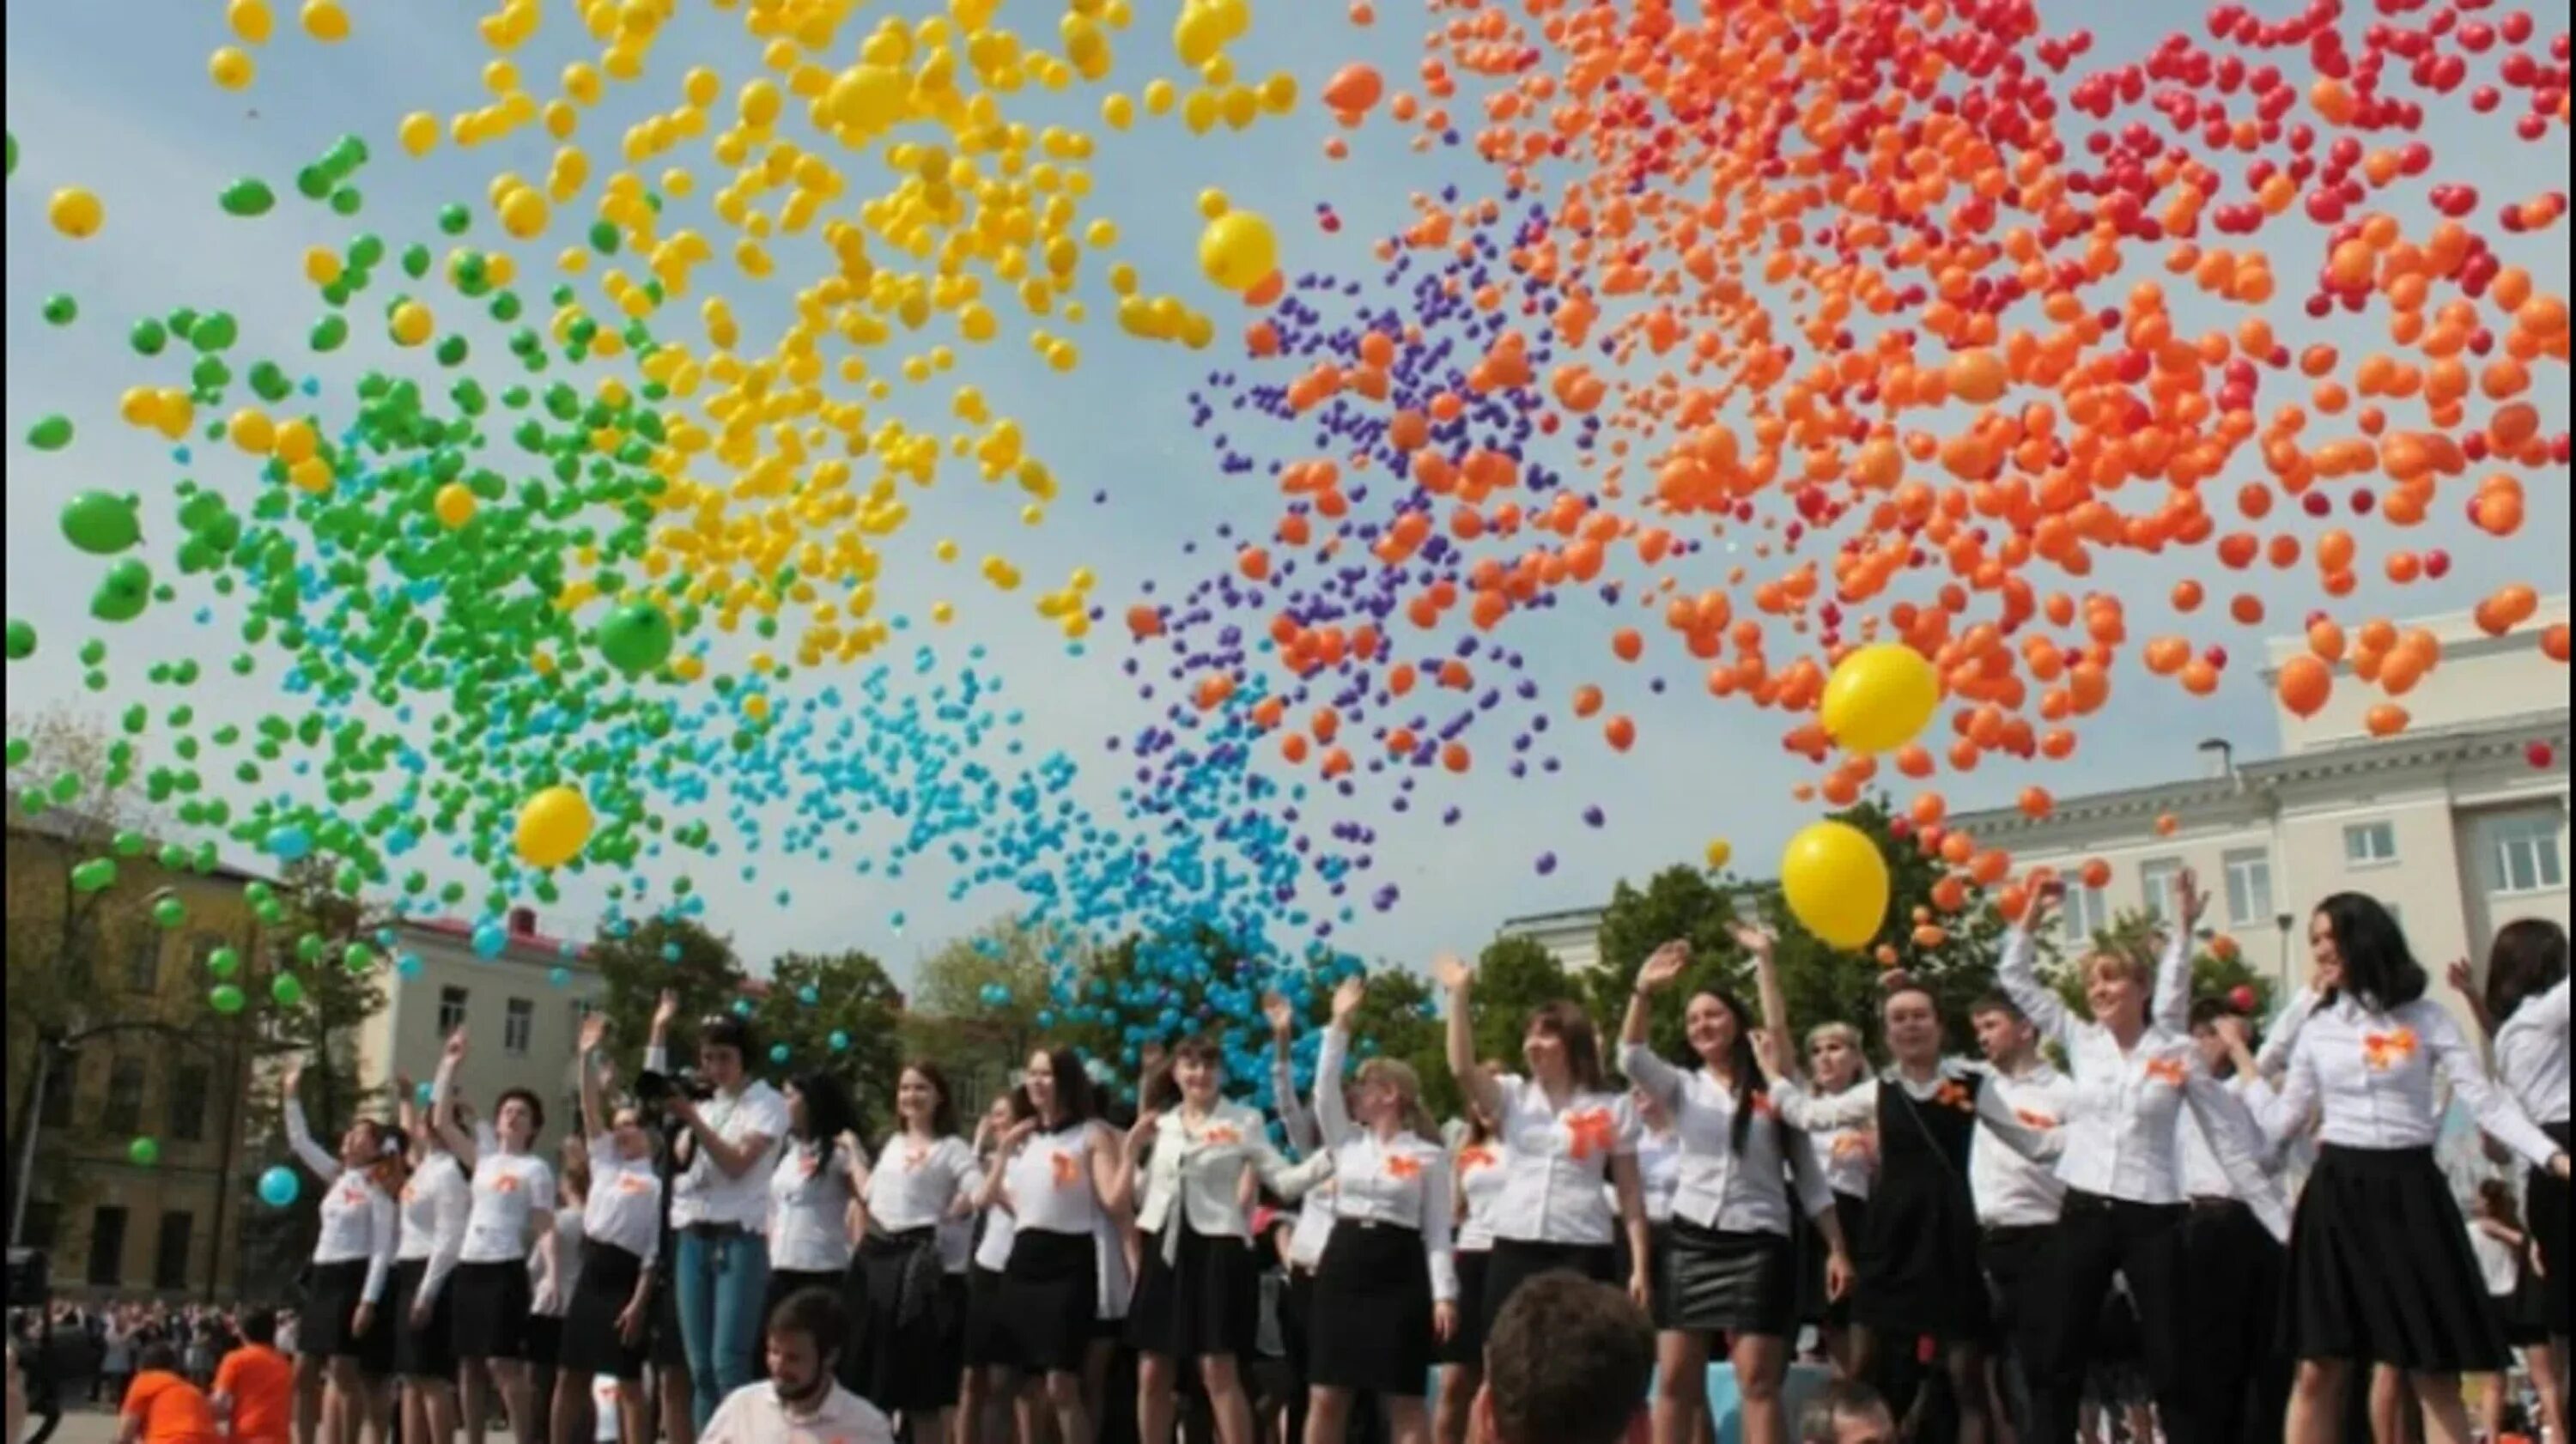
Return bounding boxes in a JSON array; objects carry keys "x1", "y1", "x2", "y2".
[
  {"x1": 1494, "y1": 905, "x2": 1608, "y2": 974},
  {"x1": 351, "y1": 907, "x2": 606, "y2": 1127},
  {"x1": 1949, "y1": 597, "x2": 2569, "y2": 1026}
]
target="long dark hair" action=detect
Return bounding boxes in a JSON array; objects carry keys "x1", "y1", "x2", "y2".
[
  {"x1": 788, "y1": 1071, "x2": 860, "y2": 1159},
  {"x1": 2316, "y1": 893, "x2": 2427, "y2": 1010},
  {"x1": 1680, "y1": 988, "x2": 1769, "y2": 1156},
  {"x1": 1528, "y1": 1001, "x2": 1607, "y2": 1093},
  {"x1": 2485, "y1": 919, "x2": 2568, "y2": 1027},
  {"x1": 893, "y1": 1060, "x2": 961, "y2": 1140},
  {"x1": 1033, "y1": 1047, "x2": 1100, "y2": 1128}
]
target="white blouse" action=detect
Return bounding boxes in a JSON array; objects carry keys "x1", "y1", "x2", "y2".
[
  {"x1": 2178, "y1": 1073, "x2": 2293, "y2": 1222},
  {"x1": 1807, "y1": 1087, "x2": 1876, "y2": 1200},
  {"x1": 2269, "y1": 995, "x2": 2564, "y2": 1169},
  {"x1": 866, "y1": 1135, "x2": 980, "y2": 1234},
  {"x1": 768, "y1": 1142, "x2": 859, "y2": 1275},
  {"x1": 2494, "y1": 974, "x2": 2570, "y2": 1127},
  {"x1": 396, "y1": 1150, "x2": 470, "y2": 1306},
  {"x1": 643, "y1": 1047, "x2": 790, "y2": 1233},
  {"x1": 1453, "y1": 1143, "x2": 1510, "y2": 1253},
  {"x1": 463, "y1": 1152, "x2": 556, "y2": 1264},
  {"x1": 1622, "y1": 1046, "x2": 1830, "y2": 1238},
  {"x1": 1003, "y1": 1122, "x2": 1110, "y2": 1236},
  {"x1": 1486, "y1": 1074, "x2": 1638, "y2": 1247},
  {"x1": 1286, "y1": 1191, "x2": 1338, "y2": 1270},
  {"x1": 586, "y1": 1140, "x2": 665, "y2": 1264},
  {"x1": 288, "y1": 1101, "x2": 398, "y2": 1301},
  {"x1": 1971, "y1": 1061, "x2": 2072, "y2": 1230}
]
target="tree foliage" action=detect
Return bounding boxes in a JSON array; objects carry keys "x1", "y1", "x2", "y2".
[
  {"x1": 756, "y1": 949, "x2": 907, "y2": 1138},
  {"x1": 588, "y1": 916, "x2": 745, "y2": 1067}
]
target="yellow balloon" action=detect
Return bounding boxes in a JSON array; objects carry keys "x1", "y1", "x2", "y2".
[
  {"x1": 1819, "y1": 644, "x2": 1941, "y2": 755},
  {"x1": 49, "y1": 188, "x2": 105, "y2": 240},
  {"x1": 1780, "y1": 822, "x2": 1889, "y2": 951},
  {"x1": 1704, "y1": 838, "x2": 1733, "y2": 871},
  {"x1": 434, "y1": 483, "x2": 477, "y2": 529},
  {"x1": 513, "y1": 786, "x2": 592, "y2": 870},
  {"x1": 1197, "y1": 209, "x2": 1276, "y2": 294}
]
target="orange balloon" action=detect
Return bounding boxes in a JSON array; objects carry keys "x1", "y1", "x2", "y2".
[{"x1": 2277, "y1": 654, "x2": 2333, "y2": 718}]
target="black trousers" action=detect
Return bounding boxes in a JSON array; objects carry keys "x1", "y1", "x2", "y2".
[
  {"x1": 1980, "y1": 1223, "x2": 2056, "y2": 1438},
  {"x1": 2180, "y1": 1198, "x2": 2288, "y2": 1444},
  {"x1": 2027, "y1": 1192, "x2": 2195, "y2": 1444}
]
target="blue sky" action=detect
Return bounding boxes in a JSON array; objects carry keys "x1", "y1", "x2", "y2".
[{"x1": 7, "y1": 2, "x2": 2569, "y2": 992}]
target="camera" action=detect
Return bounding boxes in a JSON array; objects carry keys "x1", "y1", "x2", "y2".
[{"x1": 633, "y1": 1069, "x2": 714, "y2": 1107}]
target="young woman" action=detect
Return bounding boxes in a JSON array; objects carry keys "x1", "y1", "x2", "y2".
[
  {"x1": 431, "y1": 1028, "x2": 557, "y2": 1444},
  {"x1": 978, "y1": 1048, "x2": 1132, "y2": 1444},
  {"x1": 643, "y1": 992, "x2": 789, "y2": 1433},
  {"x1": 852, "y1": 1063, "x2": 979, "y2": 1444},
  {"x1": 388, "y1": 1079, "x2": 468, "y2": 1444},
  {"x1": 1752, "y1": 962, "x2": 2057, "y2": 1444},
  {"x1": 1302, "y1": 978, "x2": 1457, "y2": 1444},
  {"x1": 2001, "y1": 877, "x2": 2286, "y2": 1444},
  {"x1": 2482, "y1": 919, "x2": 2568, "y2": 1368},
  {"x1": 528, "y1": 1134, "x2": 589, "y2": 1444},
  {"x1": 280, "y1": 1059, "x2": 401, "y2": 1444},
  {"x1": 1433, "y1": 956, "x2": 1650, "y2": 1336},
  {"x1": 1121, "y1": 1038, "x2": 1309, "y2": 1444},
  {"x1": 1262, "y1": 992, "x2": 1334, "y2": 1444},
  {"x1": 959, "y1": 1090, "x2": 1033, "y2": 1444},
  {"x1": 762, "y1": 1071, "x2": 862, "y2": 1335},
  {"x1": 558, "y1": 1013, "x2": 665, "y2": 1444},
  {"x1": 1431, "y1": 1099, "x2": 1507, "y2": 1444},
  {"x1": 2172, "y1": 1002, "x2": 2296, "y2": 1444},
  {"x1": 1623, "y1": 937, "x2": 1851, "y2": 1444},
  {"x1": 2268, "y1": 895, "x2": 2573, "y2": 1444}
]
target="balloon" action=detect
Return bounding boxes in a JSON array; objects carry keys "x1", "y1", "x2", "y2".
[
  {"x1": 514, "y1": 786, "x2": 593, "y2": 869},
  {"x1": 209, "y1": 984, "x2": 246, "y2": 1015},
  {"x1": 2228, "y1": 986, "x2": 2259, "y2": 1013},
  {"x1": 1198, "y1": 209, "x2": 1279, "y2": 297},
  {"x1": 271, "y1": 973, "x2": 305, "y2": 1007},
  {"x1": 48, "y1": 187, "x2": 102, "y2": 238},
  {"x1": 264, "y1": 826, "x2": 313, "y2": 861},
  {"x1": 2276, "y1": 656, "x2": 2332, "y2": 719},
  {"x1": 597, "y1": 603, "x2": 676, "y2": 676},
  {"x1": 89, "y1": 561, "x2": 153, "y2": 622},
  {"x1": 1780, "y1": 822, "x2": 1890, "y2": 951},
  {"x1": 1704, "y1": 839, "x2": 1733, "y2": 870},
  {"x1": 60, "y1": 493, "x2": 141, "y2": 555},
  {"x1": 257, "y1": 1165, "x2": 301, "y2": 1207},
  {"x1": 207, "y1": 946, "x2": 240, "y2": 979},
  {"x1": 472, "y1": 922, "x2": 507, "y2": 958},
  {"x1": 4, "y1": 619, "x2": 31, "y2": 661},
  {"x1": 1819, "y1": 646, "x2": 1941, "y2": 755},
  {"x1": 433, "y1": 482, "x2": 476, "y2": 529},
  {"x1": 828, "y1": 1030, "x2": 850, "y2": 1053},
  {"x1": 128, "y1": 1137, "x2": 161, "y2": 1167}
]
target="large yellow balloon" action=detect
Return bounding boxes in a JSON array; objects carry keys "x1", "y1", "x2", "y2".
[
  {"x1": 1819, "y1": 644, "x2": 1941, "y2": 755},
  {"x1": 1198, "y1": 209, "x2": 1278, "y2": 294},
  {"x1": 1780, "y1": 822, "x2": 1890, "y2": 951},
  {"x1": 513, "y1": 786, "x2": 593, "y2": 869}
]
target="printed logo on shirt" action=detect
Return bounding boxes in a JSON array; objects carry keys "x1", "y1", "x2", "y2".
[
  {"x1": 2014, "y1": 1108, "x2": 2059, "y2": 1129},
  {"x1": 1830, "y1": 1133, "x2": 1873, "y2": 1160},
  {"x1": 2363, "y1": 1028, "x2": 2418, "y2": 1071},
  {"x1": 495, "y1": 1174, "x2": 521, "y2": 1194},
  {"x1": 1565, "y1": 1109, "x2": 1619, "y2": 1161},
  {"x1": 617, "y1": 1173, "x2": 653, "y2": 1196},
  {"x1": 1050, "y1": 1152, "x2": 1082, "y2": 1187}
]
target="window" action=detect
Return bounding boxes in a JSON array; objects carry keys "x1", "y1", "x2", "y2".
[
  {"x1": 2223, "y1": 848, "x2": 2275, "y2": 928},
  {"x1": 167, "y1": 1065, "x2": 211, "y2": 1143},
  {"x1": 153, "y1": 1211, "x2": 194, "y2": 1291},
  {"x1": 86, "y1": 1206, "x2": 129, "y2": 1287},
  {"x1": 39, "y1": 1053, "x2": 75, "y2": 1129},
  {"x1": 2063, "y1": 885, "x2": 2112, "y2": 946},
  {"x1": 2344, "y1": 821, "x2": 2399, "y2": 868},
  {"x1": 503, "y1": 998, "x2": 536, "y2": 1058},
  {"x1": 125, "y1": 928, "x2": 163, "y2": 994},
  {"x1": 21, "y1": 1202, "x2": 60, "y2": 1251},
  {"x1": 2139, "y1": 859, "x2": 2184, "y2": 922},
  {"x1": 438, "y1": 986, "x2": 471, "y2": 1035},
  {"x1": 2489, "y1": 813, "x2": 2566, "y2": 896},
  {"x1": 102, "y1": 1057, "x2": 146, "y2": 1136}
]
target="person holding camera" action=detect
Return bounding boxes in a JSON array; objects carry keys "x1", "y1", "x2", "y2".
[{"x1": 643, "y1": 991, "x2": 790, "y2": 1434}]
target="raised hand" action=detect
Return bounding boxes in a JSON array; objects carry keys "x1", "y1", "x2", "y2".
[
  {"x1": 2445, "y1": 958, "x2": 2476, "y2": 998},
  {"x1": 1262, "y1": 991, "x2": 1296, "y2": 1041},
  {"x1": 1727, "y1": 920, "x2": 1778, "y2": 958},
  {"x1": 579, "y1": 1012, "x2": 611, "y2": 1055},
  {"x1": 1635, "y1": 942, "x2": 1691, "y2": 995},
  {"x1": 2026, "y1": 878, "x2": 2066, "y2": 933},
  {"x1": 281, "y1": 1058, "x2": 306, "y2": 1096},
  {"x1": 1331, "y1": 977, "x2": 1366, "y2": 1028},
  {"x1": 441, "y1": 1027, "x2": 469, "y2": 1064},
  {"x1": 1431, "y1": 954, "x2": 1473, "y2": 994},
  {"x1": 2177, "y1": 868, "x2": 2209, "y2": 931},
  {"x1": 652, "y1": 989, "x2": 680, "y2": 1033},
  {"x1": 1750, "y1": 1028, "x2": 1789, "y2": 1081}
]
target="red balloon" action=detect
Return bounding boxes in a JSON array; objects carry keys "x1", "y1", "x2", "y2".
[
  {"x1": 2228, "y1": 986, "x2": 2258, "y2": 1014},
  {"x1": 2530, "y1": 742, "x2": 2557, "y2": 770}
]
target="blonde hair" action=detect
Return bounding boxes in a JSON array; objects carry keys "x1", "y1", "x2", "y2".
[
  {"x1": 2084, "y1": 949, "x2": 2155, "y2": 992},
  {"x1": 1357, "y1": 1057, "x2": 1440, "y2": 1143},
  {"x1": 1807, "y1": 1022, "x2": 1863, "y2": 1055}
]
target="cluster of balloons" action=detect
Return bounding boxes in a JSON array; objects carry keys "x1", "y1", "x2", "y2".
[{"x1": 7, "y1": 0, "x2": 2570, "y2": 1165}]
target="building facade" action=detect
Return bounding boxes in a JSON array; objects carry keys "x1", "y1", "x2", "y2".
[
  {"x1": 354, "y1": 908, "x2": 608, "y2": 1136},
  {"x1": 1947, "y1": 597, "x2": 2570, "y2": 1029}
]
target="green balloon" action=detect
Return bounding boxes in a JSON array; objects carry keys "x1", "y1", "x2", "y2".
[
  {"x1": 207, "y1": 946, "x2": 241, "y2": 979},
  {"x1": 597, "y1": 602, "x2": 676, "y2": 676},
  {"x1": 71, "y1": 859, "x2": 118, "y2": 893},
  {"x1": 209, "y1": 984, "x2": 246, "y2": 1016},
  {"x1": 152, "y1": 896, "x2": 187, "y2": 929},
  {"x1": 61, "y1": 492, "x2": 141, "y2": 555},
  {"x1": 131, "y1": 319, "x2": 168, "y2": 355},
  {"x1": 219, "y1": 179, "x2": 276, "y2": 217},
  {"x1": 127, "y1": 1137, "x2": 161, "y2": 1167},
  {"x1": 27, "y1": 415, "x2": 74, "y2": 451},
  {"x1": 6, "y1": 618, "x2": 33, "y2": 661},
  {"x1": 42, "y1": 294, "x2": 77, "y2": 325},
  {"x1": 91, "y1": 560, "x2": 154, "y2": 622},
  {"x1": 297, "y1": 933, "x2": 325, "y2": 964},
  {"x1": 270, "y1": 973, "x2": 305, "y2": 1008}
]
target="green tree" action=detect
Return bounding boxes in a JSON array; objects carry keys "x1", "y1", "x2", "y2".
[
  {"x1": 1587, "y1": 866, "x2": 1763, "y2": 1062},
  {"x1": 587, "y1": 916, "x2": 745, "y2": 1069},
  {"x1": 756, "y1": 949, "x2": 907, "y2": 1139},
  {"x1": 905, "y1": 916, "x2": 1073, "y2": 1108},
  {"x1": 1462, "y1": 934, "x2": 1577, "y2": 1072}
]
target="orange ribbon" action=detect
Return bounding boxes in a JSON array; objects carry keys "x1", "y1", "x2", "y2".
[
  {"x1": 1050, "y1": 1152, "x2": 1081, "y2": 1187},
  {"x1": 1751, "y1": 1091, "x2": 1777, "y2": 1119},
  {"x1": 1458, "y1": 1145, "x2": 1498, "y2": 1173},
  {"x1": 617, "y1": 1173, "x2": 652, "y2": 1196},
  {"x1": 495, "y1": 1175, "x2": 520, "y2": 1194},
  {"x1": 1565, "y1": 1108, "x2": 1619, "y2": 1161},
  {"x1": 903, "y1": 1145, "x2": 928, "y2": 1170},
  {"x1": 1201, "y1": 1125, "x2": 1242, "y2": 1146},
  {"x1": 2363, "y1": 1028, "x2": 2419, "y2": 1071},
  {"x1": 1386, "y1": 1155, "x2": 1424, "y2": 1181},
  {"x1": 2014, "y1": 1108, "x2": 2060, "y2": 1129},
  {"x1": 1830, "y1": 1133, "x2": 1872, "y2": 1161},
  {"x1": 1935, "y1": 1082, "x2": 1975, "y2": 1113},
  {"x1": 2143, "y1": 1058, "x2": 2189, "y2": 1088}
]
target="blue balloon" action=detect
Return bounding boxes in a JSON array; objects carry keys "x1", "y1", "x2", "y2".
[
  {"x1": 471, "y1": 922, "x2": 507, "y2": 959},
  {"x1": 394, "y1": 952, "x2": 423, "y2": 980},
  {"x1": 828, "y1": 1030, "x2": 850, "y2": 1053},
  {"x1": 414, "y1": 1083, "x2": 434, "y2": 1107},
  {"x1": 257, "y1": 1165, "x2": 300, "y2": 1208},
  {"x1": 548, "y1": 967, "x2": 571, "y2": 988},
  {"x1": 798, "y1": 985, "x2": 819, "y2": 1006},
  {"x1": 264, "y1": 826, "x2": 312, "y2": 862},
  {"x1": 769, "y1": 1043, "x2": 792, "y2": 1065},
  {"x1": 660, "y1": 943, "x2": 683, "y2": 962}
]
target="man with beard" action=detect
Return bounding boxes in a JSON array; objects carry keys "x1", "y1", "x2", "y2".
[{"x1": 698, "y1": 1289, "x2": 894, "y2": 1444}]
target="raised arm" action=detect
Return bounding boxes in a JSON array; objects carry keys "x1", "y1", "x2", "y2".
[
  {"x1": 1735, "y1": 921, "x2": 1794, "y2": 1065},
  {"x1": 2445, "y1": 960, "x2": 2499, "y2": 1041},
  {"x1": 430, "y1": 1029, "x2": 477, "y2": 1169},
  {"x1": 2000, "y1": 889, "x2": 2077, "y2": 1047},
  {"x1": 279, "y1": 1059, "x2": 343, "y2": 1182},
  {"x1": 394, "y1": 1073, "x2": 421, "y2": 1158},
  {"x1": 1620, "y1": 943, "x2": 1691, "y2": 1110},
  {"x1": 1115, "y1": 1111, "x2": 1158, "y2": 1223},
  {"x1": 2421, "y1": 1005, "x2": 2570, "y2": 1173},
  {"x1": 578, "y1": 1013, "x2": 611, "y2": 1146},
  {"x1": 2151, "y1": 870, "x2": 2206, "y2": 1034},
  {"x1": 1315, "y1": 980, "x2": 1365, "y2": 1149},
  {"x1": 1753, "y1": 1031, "x2": 1877, "y2": 1132},
  {"x1": 1264, "y1": 991, "x2": 1322, "y2": 1157},
  {"x1": 415, "y1": 1167, "x2": 467, "y2": 1322},
  {"x1": 1433, "y1": 954, "x2": 1504, "y2": 1124},
  {"x1": 1971, "y1": 1078, "x2": 2062, "y2": 1163}
]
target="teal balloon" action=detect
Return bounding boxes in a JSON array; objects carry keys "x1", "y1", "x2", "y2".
[
  {"x1": 91, "y1": 561, "x2": 153, "y2": 622},
  {"x1": 596, "y1": 602, "x2": 676, "y2": 676},
  {"x1": 257, "y1": 1166, "x2": 300, "y2": 1207},
  {"x1": 61, "y1": 492, "x2": 141, "y2": 555},
  {"x1": 209, "y1": 984, "x2": 246, "y2": 1015}
]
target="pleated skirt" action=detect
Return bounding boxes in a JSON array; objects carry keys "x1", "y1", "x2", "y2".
[
  {"x1": 1309, "y1": 1223, "x2": 1433, "y2": 1397},
  {"x1": 2281, "y1": 1144, "x2": 2508, "y2": 1372},
  {"x1": 1127, "y1": 1222, "x2": 1260, "y2": 1362},
  {"x1": 386, "y1": 1258, "x2": 455, "y2": 1381}
]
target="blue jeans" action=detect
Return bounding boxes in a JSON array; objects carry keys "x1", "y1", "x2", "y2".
[{"x1": 674, "y1": 1226, "x2": 771, "y2": 1431}]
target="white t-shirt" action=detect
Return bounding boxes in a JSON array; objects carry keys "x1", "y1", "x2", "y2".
[
  {"x1": 768, "y1": 1143, "x2": 858, "y2": 1275},
  {"x1": 653, "y1": 1065, "x2": 790, "y2": 1233},
  {"x1": 864, "y1": 1135, "x2": 979, "y2": 1233},
  {"x1": 463, "y1": 1152, "x2": 556, "y2": 1264},
  {"x1": 972, "y1": 1204, "x2": 1017, "y2": 1274},
  {"x1": 1003, "y1": 1123, "x2": 1107, "y2": 1236},
  {"x1": 586, "y1": 1140, "x2": 665, "y2": 1264},
  {"x1": 700, "y1": 1380, "x2": 896, "y2": 1444}
]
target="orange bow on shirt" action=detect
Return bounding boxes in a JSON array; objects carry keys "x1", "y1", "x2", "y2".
[
  {"x1": 617, "y1": 1173, "x2": 652, "y2": 1195},
  {"x1": 494, "y1": 1175, "x2": 520, "y2": 1194},
  {"x1": 1457, "y1": 1146, "x2": 1498, "y2": 1173},
  {"x1": 1385, "y1": 1155, "x2": 1424, "y2": 1181},
  {"x1": 1830, "y1": 1133, "x2": 1873, "y2": 1161},
  {"x1": 2143, "y1": 1058, "x2": 2190, "y2": 1088},
  {"x1": 903, "y1": 1145, "x2": 928, "y2": 1170},
  {"x1": 1565, "y1": 1109, "x2": 1619, "y2": 1161},
  {"x1": 1051, "y1": 1153, "x2": 1082, "y2": 1186},
  {"x1": 2014, "y1": 1108, "x2": 2060, "y2": 1130},
  {"x1": 1200, "y1": 1125, "x2": 1242, "y2": 1147},
  {"x1": 1934, "y1": 1082, "x2": 1976, "y2": 1113},
  {"x1": 2363, "y1": 1028, "x2": 2418, "y2": 1071},
  {"x1": 1751, "y1": 1092, "x2": 1778, "y2": 1119}
]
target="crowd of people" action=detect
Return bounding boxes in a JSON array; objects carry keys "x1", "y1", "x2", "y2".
[{"x1": 3, "y1": 883, "x2": 2567, "y2": 1444}]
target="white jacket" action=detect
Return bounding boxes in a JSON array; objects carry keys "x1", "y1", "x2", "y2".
[{"x1": 1132, "y1": 1101, "x2": 1317, "y2": 1258}]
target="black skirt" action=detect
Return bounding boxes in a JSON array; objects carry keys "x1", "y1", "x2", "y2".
[
  {"x1": 525, "y1": 1316, "x2": 565, "y2": 1368},
  {"x1": 448, "y1": 1259, "x2": 533, "y2": 1361},
  {"x1": 851, "y1": 1229, "x2": 963, "y2": 1411},
  {"x1": 1853, "y1": 1169, "x2": 1991, "y2": 1344},
  {"x1": 1798, "y1": 1192, "x2": 1868, "y2": 1328},
  {"x1": 1003, "y1": 1229, "x2": 1101, "y2": 1375},
  {"x1": 1435, "y1": 1251, "x2": 1491, "y2": 1368},
  {"x1": 1661, "y1": 1219, "x2": 1798, "y2": 1338},
  {"x1": 2281, "y1": 1144, "x2": 2508, "y2": 1372},
  {"x1": 1480, "y1": 1240, "x2": 1617, "y2": 1344},
  {"x1": 963, "y1": 1265, "x2": 1018, "y2": 1370},
  {"x1": 560, "y1": 1241, "x2": 651, "y2": 1381},
  {"x1": 301, "y1": 1259, "x2": 395, "y2": 1374},
  {"x1": 1129, "y1": 1222, "x2": 1260, "y2": 1361},
  {"x1": 386, "y1": 1259, "x2": 456, "y2": 1381},
  {"x1": 1309, "y1": 1222, "x2": 1434, "y2": 1396},
  {"x1": 2534, "y1": 1121, "x2": 2571, "y2": 1338}
]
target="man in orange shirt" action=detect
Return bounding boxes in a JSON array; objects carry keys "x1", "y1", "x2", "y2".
[
  {"x1": 117, "y1": 1345, "x2": 217, "y2": 1444},
  {"x1": 210, "y1": 1312, "x2": 295, "y2": 1444}
]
